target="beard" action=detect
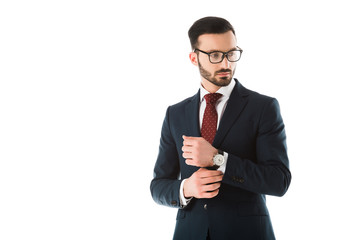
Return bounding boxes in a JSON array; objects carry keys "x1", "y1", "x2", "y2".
[{"x1": 198, "y1": 61, "x2": 235, "y2": 87}]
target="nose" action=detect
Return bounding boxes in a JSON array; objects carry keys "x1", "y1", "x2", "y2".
[{"x1": 220, "y1": 56, "x2": 231, "y2": 68}]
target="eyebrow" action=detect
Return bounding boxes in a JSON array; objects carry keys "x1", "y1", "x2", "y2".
[{"x1": 206, "y1": 47, "x2": 238, "y2": 53}]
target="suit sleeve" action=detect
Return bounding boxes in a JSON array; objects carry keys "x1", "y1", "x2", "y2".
[
  {"x1": 150, "y1": 107, "x2": 182, "y2": 208},
  {"x1": 222, "y1": 98, "x2": 291, "y2": 196}
]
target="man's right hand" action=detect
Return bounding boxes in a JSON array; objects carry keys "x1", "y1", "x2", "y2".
[{"x1": 183, "y1": 168, "x2": 223, "y2": 199}]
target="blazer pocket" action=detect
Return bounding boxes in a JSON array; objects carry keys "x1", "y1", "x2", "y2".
[{"x1": 237, "y1": 202, "x2": 269, "y2": 217}]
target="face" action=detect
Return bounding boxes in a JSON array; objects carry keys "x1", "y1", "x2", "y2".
[{"x1": 189, "y1": 31, "x2": 238, "y2": 92}]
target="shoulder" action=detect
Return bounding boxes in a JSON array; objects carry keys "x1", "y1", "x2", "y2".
[
  {"x1": 248, "y1": 89, "x2": 277, "y2": 107},
  {"x1": 171, "y1": 95, "x2": 197, "y2": 108},
  {"x1": 235, "y1": 80, "x2": 276, "y2": 104},
  {"x1": 234, "y1": 80, "x2": 281, "y2": 115},
  {"x1": 243, "y1": 90, "x2": 283, "y2": 125},
  {"x1": 167, "y1": 91, "x2": 199, "y2": 111}
]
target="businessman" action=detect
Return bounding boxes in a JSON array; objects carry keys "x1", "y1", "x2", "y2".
[{"x1": 150, "y1": 16, "x2": 291, "y2": 240}]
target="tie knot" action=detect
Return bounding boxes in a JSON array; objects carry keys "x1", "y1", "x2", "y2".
[{"x1": 204, "y1": 93, "x2": 222, "y2": 105}]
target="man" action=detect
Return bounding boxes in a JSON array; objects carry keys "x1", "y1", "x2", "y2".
[{"x1": 150, "y1": 16, "x2": 291, "y2": 240}]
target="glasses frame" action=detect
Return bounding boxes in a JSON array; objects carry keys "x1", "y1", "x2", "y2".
[{"x1": 194, "y1": 47, "x2": 243, "y2": 64}]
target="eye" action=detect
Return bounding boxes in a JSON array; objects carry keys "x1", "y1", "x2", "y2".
[
  {"x1": 227, "y1": 51, "x2": 234, "y2": 57},
  {"x1": 210, "y1": 52, "x2": 222, "y2": 59}
]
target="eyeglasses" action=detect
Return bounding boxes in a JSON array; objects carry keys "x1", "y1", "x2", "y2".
[{"x1": 194, "y1": 47, "x2": 243, "y2": 64}]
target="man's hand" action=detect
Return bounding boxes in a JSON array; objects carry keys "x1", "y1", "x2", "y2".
[
  {"x1": 182, "y1": 135, "x2": 218, "y2": 167},
  {"x1": 183, "y1": 168, "x2": 223, "y2": 199}
]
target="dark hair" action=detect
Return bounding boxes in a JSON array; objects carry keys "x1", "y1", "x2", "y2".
[{"x1": 188, "y1": 16, "x2": 236, "y2": 50}]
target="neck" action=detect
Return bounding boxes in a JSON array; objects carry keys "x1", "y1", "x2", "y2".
[{"x1": 201, "y1": 78, "x2": 221, "y2": 93}]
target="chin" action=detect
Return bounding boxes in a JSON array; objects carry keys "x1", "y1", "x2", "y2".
[{"x1": 215, "y1": 77, "x2": 232, "y2": 87}]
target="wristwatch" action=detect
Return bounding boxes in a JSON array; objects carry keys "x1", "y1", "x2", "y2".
[
  {"x1": 207, "y1": 150, "x2": 225, "y2": 170},
  {"x1": 213, "y1": 150, "x2": 225, "y2": 167}
]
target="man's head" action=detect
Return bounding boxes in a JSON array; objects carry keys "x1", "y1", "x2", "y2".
[
  {"x1": 188, "y1": 17, "x2": 241, "y2": 92},
  {"x1": 188, "y1": 17, "x2": 236, "y2": 51}
]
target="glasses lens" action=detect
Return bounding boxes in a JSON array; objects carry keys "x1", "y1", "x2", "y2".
[
  {"x1": 227, "y1": 50, "x2": 241, "y2": 62},
  {"x1": 209, "y1": 52, "x2": 224, "y2": 63}
]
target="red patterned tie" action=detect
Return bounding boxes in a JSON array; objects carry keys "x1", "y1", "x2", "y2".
[{"x1": 201, "y1": 93, "x2": 222, "y2": 144}]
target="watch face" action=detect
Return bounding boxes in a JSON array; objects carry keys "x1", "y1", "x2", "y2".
[{"x1": 214, "y1": 154, "x2": 225, "y2": 166}]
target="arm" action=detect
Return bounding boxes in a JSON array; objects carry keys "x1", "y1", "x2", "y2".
[
  {"x1": 150, "y1": 107, "x2": 224, "y2": 208},
  {"x1": 150, "y1": 107, "x2": 182, "y2": 208},
  {"x1": 222, "y1": 98, "x2": 291, "y2": 196}
]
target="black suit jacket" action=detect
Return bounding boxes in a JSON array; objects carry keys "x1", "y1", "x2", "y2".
[{"x1": 150, "y1": 79, "x2": 291, "y2": 240}]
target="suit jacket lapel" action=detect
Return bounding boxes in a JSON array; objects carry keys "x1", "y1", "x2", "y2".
[
  {"x1": 213, "y1": 80, "x2": 250, "y2": 148},
  {"x1": 185, "y1": 90, "x2": 201, "y2": 137}
]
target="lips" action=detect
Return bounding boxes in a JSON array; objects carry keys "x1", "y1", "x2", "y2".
[
  {"x1": 216, "y1": 69, "x2": 231, "y2": 76},
  {"x1": 217, "y1": 72, "x2": 230, "y2": 76}
]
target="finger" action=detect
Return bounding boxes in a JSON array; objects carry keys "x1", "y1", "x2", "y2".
[
  {"x1": 198, "y1": 169, "x2": 224, "y2": 178},
  {"x1": 182, "y1": 135, "x2": 192, "y2": 145},
  {"x1": 214, "y1": 171, "x2": 224, "y2": 178},
  {"x1": 200, "y1": 175, "x2": 223, "y2": 185},
  {"x1": 201, "y1": 189, "x2": 219, "y2": 199},
  {"x1": 183, "y1": 140, "x2": 194, "y2": 147},
  {"x1": 203, "y1": 182, "x2": 221, "y2": 192},
  {"x1": 182, "y1": 135, "x2": 200, "y2": 146},
  {"x1": 202, "y1": 175, "x2": 223, "y2": 184},
  {"x1": 182, "y1": 152, "x2": 193, "y2": 159},
  {"x1": 185, "y1": 159, "x2": 195, "y2": 166},
  {"x1": 183, "y1": 135, "x2": 205, "y2": 142},
  {"x1": 183, "y1": 135, "x2": 197, "y2": 140},
  {"x1": 181, "y1": 145, "x2": 192, "y2": 153},
  {"x1": 209, "y1": 170, "x2": 224, "y2": 177}
]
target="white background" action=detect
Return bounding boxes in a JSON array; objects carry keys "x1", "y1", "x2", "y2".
[{"x1": 1, "y1": 0, "x2": 359, "y2": 239}]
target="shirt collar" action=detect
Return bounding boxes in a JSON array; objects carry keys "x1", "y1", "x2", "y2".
[{"x1": 200, "y1": 78, "x2": 236, "y2": 102}]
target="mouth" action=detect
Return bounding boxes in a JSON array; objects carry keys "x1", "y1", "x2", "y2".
[{"x1": 217, "y1": 72, "x2": 230, "y2": 77}]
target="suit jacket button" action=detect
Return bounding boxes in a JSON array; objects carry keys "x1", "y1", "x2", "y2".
[
  {"x1": 204, "y1": 204, "x2": 207, "y2": 210},
  {"x1": 171, "y1": 200, "x2": 177, "y2": 206}
]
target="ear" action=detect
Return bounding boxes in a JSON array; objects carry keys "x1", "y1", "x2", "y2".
[{"x1": 189, "y1": 52, "x2": 198, "y2": 66}]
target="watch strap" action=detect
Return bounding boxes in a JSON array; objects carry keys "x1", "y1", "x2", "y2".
[{"x1": 206, "y1": 165, "x2": 220, "y2": 170}]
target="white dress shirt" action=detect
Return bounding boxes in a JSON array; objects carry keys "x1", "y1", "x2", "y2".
[{"x1": 179, "y1": 79, "x2": 236, "y2": 206}]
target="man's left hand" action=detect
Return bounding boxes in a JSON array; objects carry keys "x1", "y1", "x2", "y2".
[{"x1": 182, "y1": 135, "x2": 218, "y2": 167}]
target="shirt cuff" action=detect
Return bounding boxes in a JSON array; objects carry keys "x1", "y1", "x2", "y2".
[
  {"x1": 217, "y1": 151, "x2": 228, "y2": 173},
  {"x1": 179, "y1": 179, "x2": 192, "y2": 207}
]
